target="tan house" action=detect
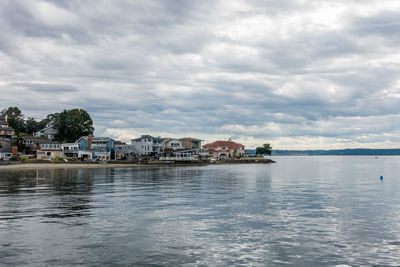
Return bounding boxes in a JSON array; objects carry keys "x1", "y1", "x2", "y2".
[
  {"x1": 36, "y1": 141, "x2": 62, "y2": 159},
  {"x1": 179, "y1": 137, "x2": 202, "y2": 149},
  {"x1": 203, "y1": 140, "x2": 245, "y2": 159},
  {"x1": 0, "y1": 116, "x2": 15, "y2": 141}
]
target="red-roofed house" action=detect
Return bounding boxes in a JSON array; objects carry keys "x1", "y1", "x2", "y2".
[{"x1": 203, "y1": 140, "x2": 245, "y2": 159}]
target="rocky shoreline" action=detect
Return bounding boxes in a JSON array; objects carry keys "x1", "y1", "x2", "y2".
[{"x1": 0, "y1": 158, "x2": 275, "y2": 170}]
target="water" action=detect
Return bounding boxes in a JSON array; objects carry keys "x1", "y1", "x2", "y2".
[{"x1": 1, "y1": 156, "x2": 400, "y2": 266}]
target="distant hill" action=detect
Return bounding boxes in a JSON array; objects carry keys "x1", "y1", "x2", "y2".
[{"x1": 272, "y1": 149, "x2": 400, "y2": 156}]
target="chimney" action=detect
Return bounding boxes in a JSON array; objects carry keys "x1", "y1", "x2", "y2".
[
  {"x1": 88, "y1": 134, "x2": 93, "y2": 151},
  {"x1": 4, "y1": 115, "x2": 8, "y2": 123},
  {"x1": 12, "y1": 146, "x2": 18, "y2": 156}
]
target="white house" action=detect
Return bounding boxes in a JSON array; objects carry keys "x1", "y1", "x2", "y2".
[
  {"x1": 61, "y1": 143, "x2": 92, "y2": 160},
  {"x1": 163, "y1": 138, "x2": 184, "y2": 150},
  {"x1": 131, "y1": 135, "x2": 164, "y2": 156}
]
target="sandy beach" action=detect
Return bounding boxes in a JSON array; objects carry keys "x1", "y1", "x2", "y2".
[{"x1": 0, "y1": 163, "x2": 144, "y2": 170}]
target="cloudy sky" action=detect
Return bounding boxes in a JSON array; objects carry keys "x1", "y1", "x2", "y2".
[{"x1": 1, "y1": 0, "x2": 400, "y2": 149}]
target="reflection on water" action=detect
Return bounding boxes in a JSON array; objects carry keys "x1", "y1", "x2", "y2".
[{"x1": 1, "y1": 157, "x2": 400, "y2": 266}]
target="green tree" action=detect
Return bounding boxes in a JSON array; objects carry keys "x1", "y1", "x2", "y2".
[
  {"x1": 54, "y1": 109, "x2": 94, "y2": 143},
  {"x1": 25, "y1": 117, "x2": 48, "y2": 134},
  {"x1": 256, "y1": 143, "x2": 272, "y2": 155}
]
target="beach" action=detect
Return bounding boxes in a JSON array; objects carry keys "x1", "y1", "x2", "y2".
[{"x1": 0, "y1": 163, "x2": 143, "y2": 170}]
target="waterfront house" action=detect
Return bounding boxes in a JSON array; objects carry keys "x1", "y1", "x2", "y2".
[
  {"x1": 179, "y1": 137, "x2": 202, "y2": 149},
  {"x1": 163, "y1": 138, "x2": 184, "y2": 150},
  {"x1": 0, "y1": 140, "x2": 12, "y2": 160},
  {"x1": 78, "y1": 135, "x2": 115, "y2": 160},
  {"x1": 0, "y1": 116, "x2": 15, "y2": 141},
  {"x1": 114, "y1": 141, "x2": 135, "y2": 160},
  {"x1": 21, "y1": 136, "x2": 49, "y2": 156},
  {"x1": 160, "y1": 137, "x2": 208, "y2": 161},
  {"x1": 131, "y1": 135, "x2": 164, "y2": 156},
  {"x1": 34, "y1": 124, "x2": 57, "y2": 140},
  {"x1": 61, "y1": 142, "x2": 92, "y2": 160},
  {"x1": 203, "y1": 140, "x2": 246, "y2": 159},
  {"x1": 36, "y1": 140, "x2": 62, "y2": 159}
]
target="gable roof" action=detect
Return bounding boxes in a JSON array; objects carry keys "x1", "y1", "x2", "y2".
[
  {"x1": 0, "y1": 140, "x2": 11, "y2": 152},
  {"x1": 131, "y1": 135, "x2": 163, "y2": 142},
  {"x1": 22, "y1": 136, "x2": 49, "y2": 141},
  {"x1": 35, "y1": 124, "x2": 57, "y2": 134},
  {"x1": 203, "y1": 140, "x2": 245, "y2": 149}
]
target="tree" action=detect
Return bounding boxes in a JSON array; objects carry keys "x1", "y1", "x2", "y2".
[
  {"x1": 25, "y1": 117, "x2": 48, "y2": 134},
  {"x1": 54, "y1": 109, "x2": 94, "y2": 143},
  {"x1": 256, "y1": 143, "x2": 272, "y2": 155}
]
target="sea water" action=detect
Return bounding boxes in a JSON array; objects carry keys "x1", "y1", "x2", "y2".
[{"x1": 1, "y1": 156, "x2": 400, "y2": 266}]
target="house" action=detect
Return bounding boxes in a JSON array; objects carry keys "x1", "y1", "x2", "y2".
[
  {"x1": 179, "y1": 137, "x2": 202, "y2": 149},
  {"x1": 114, "y1": 141, "x2": 135, "y2": 160},
  {"x1": 21, "y1": 136, "x2": 49, "y2": 156},
  {"x1": 160, "y1": 137, "x2": 208, "y2": 161},
  {"x1": 203, "y1": 140, "x2": 246, "y2": 159},
  {"x1": 78, "y1": 135, "x2": 115, "y2": 160},
  {"x1": 61, "y1": 142, "x2": 92, "y2": 160},
  {"x1": 163, "y1": 138, "x2": 184, "y2": 150},
  {"x1": 131, "y1": 135, "x2": 164, "y2": 156},
  {"x1": 34, "y1": 124, "x2": 57, "y2": 140},
  {"x1": 36, "y1": 140, "x2": 62, "y2": 159},
  {"x1": 0, "y1": 116, "x2": 15, "y2": 141},
  {"x1": 0, "y1": 140, "x2": 12, "y2": 160}
]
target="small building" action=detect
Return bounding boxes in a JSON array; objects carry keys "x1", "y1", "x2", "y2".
[
  {"x1": 0, "y1": 140, "x2": 12, "y2": 160},
  {"x1": 0, "y1": 116, "x2": 15, "y2": 141},
  {"x1": 34, "y1": 124, "x2": 58, "y2": 140},
  {"x1": 203, "y1": 140, "x2": 246, "y2": 159},
  {"x1": 36, "y1": 140, "x2": 62, "y2": 159},
  {"x1": 131, "y1": 135, "x2": 164, "y2": 156}
]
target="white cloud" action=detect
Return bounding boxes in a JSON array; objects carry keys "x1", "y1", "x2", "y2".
[{"x1": 1, "y1": 0, "x2": 400, "y2": 149}]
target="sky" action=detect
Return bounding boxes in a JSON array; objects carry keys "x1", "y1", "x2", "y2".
[{"x1": 1, "y1": 0, "x2": 400, "y2": 149}]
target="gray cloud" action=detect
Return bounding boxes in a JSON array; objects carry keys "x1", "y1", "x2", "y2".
[
  {"x1": 1, "y1": 0, "x2": 400, "y2": 149},
  {"x1": 11, "y1": 82, "x2": 78, "y2": 93}
]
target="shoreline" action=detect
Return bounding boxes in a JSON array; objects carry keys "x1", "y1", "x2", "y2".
[{"x1": 0, "y1": 159, "x2": 275, "y2": 170}]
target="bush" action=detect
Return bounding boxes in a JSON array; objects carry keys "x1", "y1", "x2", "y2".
[{"x1": 51, "y1": 157, "x2": 65, "y2": 162}]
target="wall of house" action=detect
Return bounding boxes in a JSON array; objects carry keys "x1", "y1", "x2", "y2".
[
  {"x1": 165, "y1": 139, "x2": 183, "y2": 150},
  {"x1": 36, "y1": 150, "x2": 63, "y2": 159},
  {"x1": 132, "y1": 138, "x2": 164, "y2": 156}
]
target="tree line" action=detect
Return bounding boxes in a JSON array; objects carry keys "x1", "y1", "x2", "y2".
[{"x1": 1, "y1": 107, "x2": 94, "y2": 144}]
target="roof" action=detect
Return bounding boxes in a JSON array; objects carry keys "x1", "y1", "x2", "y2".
[
  {"x1": 61, "y1": 143, "x2": 78, "y2": 146},
  {"x1": 179, "y1": 137, "x2": 202, "y2": 142},
  {"x1": 40, "y1": 140, "x2": 60, "y2": 145},
  {"x1": 131, "y1": 135, "x2": 163, "y2": 141},
  {"x1": 35, "y1": 124, "x2": 57, "y2": 134},
  {"x1": 203, "y1": 140, "x2": 245, "y2": 149},
  {"x1": 0, "y1": 140, "x2": 11, "y2": 152},
  {"x1": 92, "y1": 137, "x2": 113, "y2": 141},
  {"x1": 22, "y1": 136, "x2": 49, "y2": 141},
  {"x1": 79, "y1": 136, "x2": 113, "y2": 142}
]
